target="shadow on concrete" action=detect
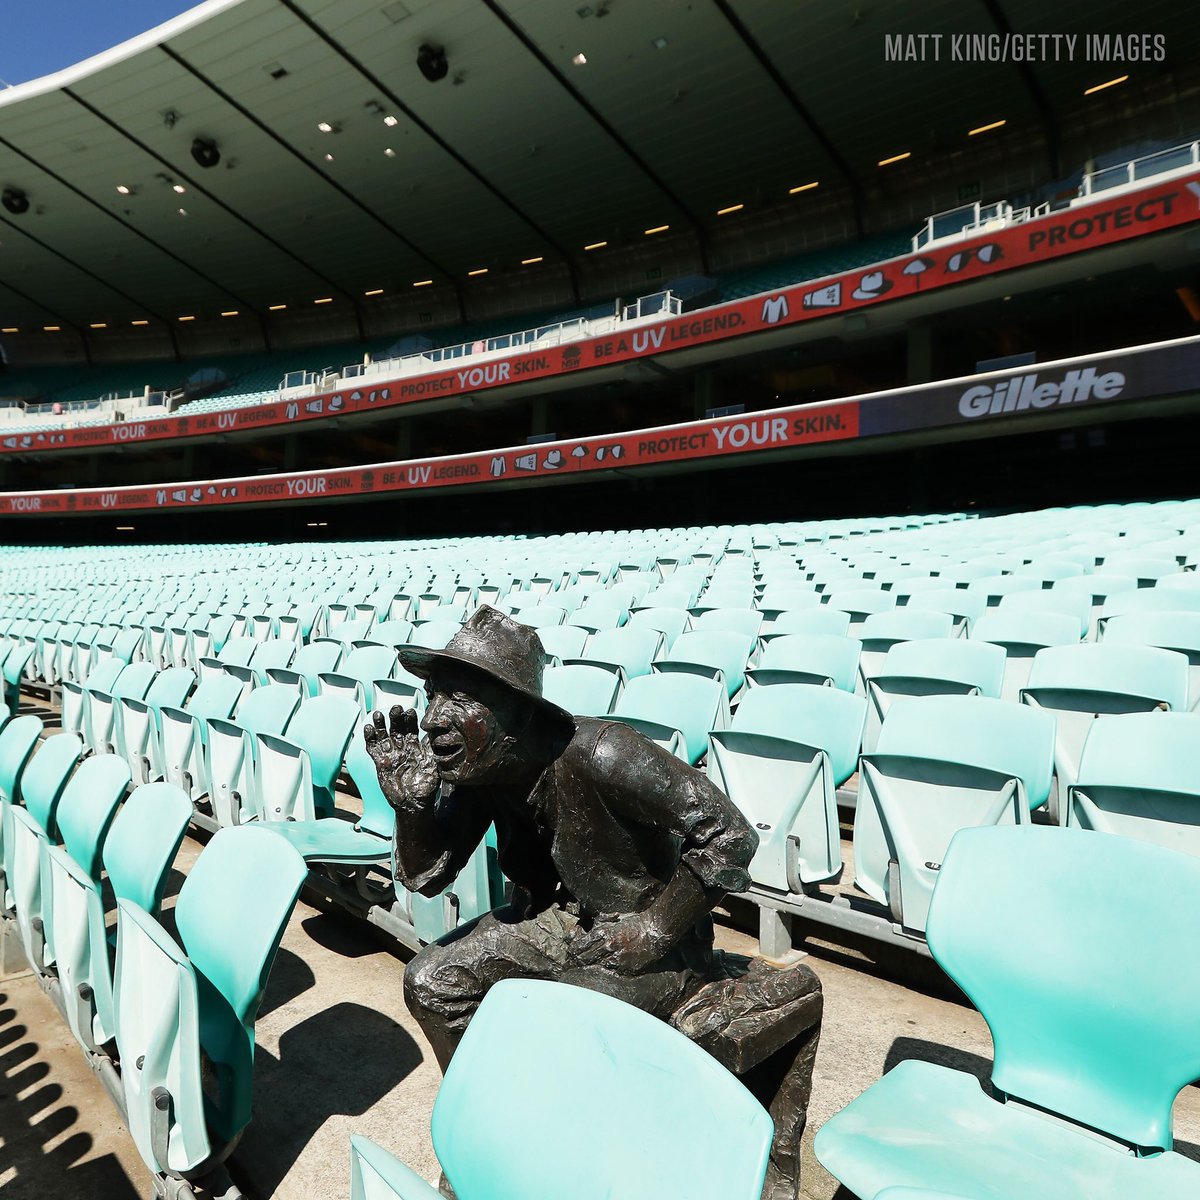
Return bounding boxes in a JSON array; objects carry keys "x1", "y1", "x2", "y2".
[
  {"x1": 300, "y1": 910, "x2": 388, "y2": 960},
  {"x1": 258, "y1": 944, "x2": 318, "y2": 1019},
  {"x1": 0, "y1": 992, "x2": 140, "y2": 1199},
  {"x1": 241, "y1": 1001, "x2": 423, "y2": 1196}
]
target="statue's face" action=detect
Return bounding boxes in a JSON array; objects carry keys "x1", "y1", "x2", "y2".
[{"x1": 420, "y1": 662, "x2": 531, "y2": 785}]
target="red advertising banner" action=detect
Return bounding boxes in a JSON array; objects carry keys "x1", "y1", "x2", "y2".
[
  {"x1": 4, "y1": 171, "x2": 1200, "y2": 458},
  {"x1": 0, "y1": 402, "x2": 859, "y2": 515}
]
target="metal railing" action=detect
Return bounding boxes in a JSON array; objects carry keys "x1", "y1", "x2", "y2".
[{"x1": 1080, "y1": 141, "x2": 1200, "y2": 197}]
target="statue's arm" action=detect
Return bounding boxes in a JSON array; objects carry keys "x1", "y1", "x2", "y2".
[
  {"x1": 364, "y1": 707, "x2": 490, "y2": 896},
  {"x1": 571, "y1": 723, "x2": 759, "y2": 972}
]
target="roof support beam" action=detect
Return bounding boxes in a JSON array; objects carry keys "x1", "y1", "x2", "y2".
[
  {"x1": 980, "y1": 0, "x2": 1061, "y2": 175},
  {"x1": 708, "y1": 0, "x2": 865, "y2": 237}
]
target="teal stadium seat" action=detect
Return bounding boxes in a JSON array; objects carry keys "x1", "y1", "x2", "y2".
[
  {"x1": 1067, "y1": 712, "x2": 1200, "y2": 854},
  {"x1": 747, "y1": 633, "x2": 862, "y2": 692},
  {"x1": 349, "y1": 978, "x2": 772, "y2": 1200},
  {"x1": 115, "y1": 666, "x2": 196, "y2": 784},
  {"x1": 1102, "y1": 611, "x2": 1200, "y2": 709},
  {"x1": 708, "y1": 683, "x2": 865, "y2": 890},
  {"x1": 47, "y1": 782, "x2": 192, "y2": 1054},
  {"x1": 610, "y1": 673, "x2": 729, "y2": 765},
  {"x1": 205, "y1": 684, "x2": 302, "y2": 825},
  {"x1": 542, "y1": 664, "x2": 621, "y2": 716},
  {"x1": 266, "y1": 638, "x2": 345, "y2": 696},
  {"x1": 114, "y1": 825, "x2": 306, "y2": 1181},
  {"x1": 157, "y1": 674, "x2": 245, "y2": 802},
  {"x1": 852, "y1": 697, "x2": 1054, "y2": 935},
  {"x1": 816, "y1": 825, "x2": 1200, "y2": 1199}
]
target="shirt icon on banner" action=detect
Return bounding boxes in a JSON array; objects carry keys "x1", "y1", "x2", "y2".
[
  {"x1": 490, "y1": 457, "x2": 506, "y2": 478},
  {"x1": 761, "y1": 295, "x2": 789, "y2": 324},
  {"x1": 285, "y1": 402, "x2": 299, "y2": 420},
  {"x1": 155, "y1": 490, "x2": 167, "y2": 506}
]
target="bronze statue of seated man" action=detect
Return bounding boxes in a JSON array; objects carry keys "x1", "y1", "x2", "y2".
[{"x1": 366, "y1": 605, "x2": 821, "y2": 1199}]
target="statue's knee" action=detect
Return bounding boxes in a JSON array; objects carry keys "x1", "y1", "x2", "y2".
[{"x1": 403, "y1": 946, "x2": 445, "y2": 1015}]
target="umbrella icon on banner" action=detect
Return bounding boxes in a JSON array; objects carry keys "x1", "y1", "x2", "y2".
[
  {"x1": 902, "y1": 257, "x2": 935, "y2": 287},
  {"x1": 572, "y1": 446, "x2": 588, "y2": 461}
]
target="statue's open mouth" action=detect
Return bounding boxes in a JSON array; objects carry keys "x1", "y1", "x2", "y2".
[{"x1": 431, "y1": 738, "x2": 464, "y2": 766}]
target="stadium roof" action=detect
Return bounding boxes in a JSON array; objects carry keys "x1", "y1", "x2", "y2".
[{"x1": 0, "y1": 0, "x2": 1194, "y2": 331}]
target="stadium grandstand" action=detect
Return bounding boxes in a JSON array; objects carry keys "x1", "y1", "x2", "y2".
[{"x1": 1, "y1": 3, "x2": 1200, "y2": 1199}]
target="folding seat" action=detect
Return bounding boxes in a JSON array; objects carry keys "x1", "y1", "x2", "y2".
[
  {"x1": 0, "y1": 715, "x2": 44, "y2": 898},
  {"x1": 626, "y1": 606, "x2": 691, "y2": 650},
  {"x1": 757, "y1": 585, "x2": 822, "y2": 618},
  {"x1": 640, "y1": 578, "x2": 702, "y2": 609},
  {"x1": 852, "y1": 696, "x2": 1053, "y2": 935},
  {"x1": 155, "y1": 674, "x2": 246, "y2": 804},
  {"x1": 761, "y1": 607, "x2": 853, "y2": 640},
  {"x1": 997, "y1": 587, "x2": 1090, "y2": 639},
  {"x1": 1102, "y1": 612, "x2": 1200, "y2": 707},
  {"x1": 114, "y1": 825, "x2": 306, "y2": 1187},
  {"x1": 114, "y1": 666, "x2": 196, "y2": 784},
  {"x1": 349, "y1": 977, "x2": 772, "y2": 1200},
  {"x1": 318, "y1": 644, "x2": 399, "y2": 711},
  {"x1": 569, "y1": 598, "x2": 630, "y2": 634},
  {"x1": 862, "y1": 638, "x2": 1005, "y2": 755},
  {"x1": 1066, "y1": 713, "x2": 1200, "y2": 852},
  {"x1": 277, "y1": 600, "x2": 320, "y2": 642},
  {"x1": 204, "y1": 684, "x2": 302, "y2": 825},
  {"x1": 746, "y1": 633, "x2": 861, "y2": 692},
  {"x1": 184, "y1": 612, "x2": 239, "y2": 667},
  {"x1": 654, "y1": 629, "x2": 756, "y2": 700},
  {"x1": 709, "y1": 684, "x2": 865, "y2": 891},
  {"x1": 220, "y1": 638, "x2": 296, "y2": 690},
  {"x1": 1021, "y1": 644, "x2": 1189, "y2": 811},
  {"x1": 93, "y1": 626, "x2": 144, "y2": 671},
  {"x1": 610, "y1": 673, "x2": 728, "y2": 766},
  {"x1": 1, "y1": 640, "x2": 35, "y2": 716},
  {"x1": 325, "y1": 616, "x2": 380, "y2": 647},
  {"x1": 1097, "y1": 586, "x2": 1200, "y2": 635},
  {"x1": 821, "y1": 589, "x2": 896, "y2": 634},
  {"x1": 904, "y1": 589, "x2": 987, "y2": 633},
  {"x1": 1099, "y1": 553, "x2": 1184, "y2": 585},
  {"x1": 817, "y1": 825, "x2": 1200, "y2": 1200},
  {"x1": 570, "y1": 625, "x2": 663, "y2": 681},
  {"x1": 409, "y1": 619, "x2": 466, "y2": 650},
  {"x1": 267, "y1": 639, "x2": 344, "y2": 697},
  {"x1": 82, "y1": 660, "x2": 157, "y2": 756},
  {"x1": 964, "y1": 575, "x2": 1042, "y2": 608},
  {"x1": 36, "y1": 620, "x2": 80, "y2": 687},
  {"x1": 510, "y1": 604, "x2": 566, "y2": 630},
  {"x1": 691, "y1": 607, "x2": 764, "y2": 639},
  {"x1": 970, "y1": 610, "x2": 1081, "y2": 703},
  {"x1": 856, "y1": 609, "x2": 956, "y2": 692},
  {"x1": 10, "y1": 752, "x2": 130, "y2": 975},
  {"x1": 252, "y1": 694, "x2": 359, "y2": 823},
  {"x1": 197, "y1": 634, "x2": 258, "y2": 686},
  {"x1": 365, "y1": 619, "x2": 416, "y2": 648},
  {"x1": 542, "y1": 664, "x2": 621, "y2": 717},
  {"x1": 536, "y1": 624, "x2": 590, "y2": 666}
]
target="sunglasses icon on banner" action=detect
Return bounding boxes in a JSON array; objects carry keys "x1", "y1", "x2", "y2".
[{"x1": 945, "y1": 243, "x2": 1002, "y2": 274}]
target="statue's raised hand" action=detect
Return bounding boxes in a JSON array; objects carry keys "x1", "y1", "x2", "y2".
[{"x1": 364, "y1": 706, "x2": 439, "y2": 811}]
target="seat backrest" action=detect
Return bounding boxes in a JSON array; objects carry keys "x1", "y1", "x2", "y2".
[
  {"x1": 758, "y1": 634, "x2": 861, "y2": 690},
  {"x1": 79, "y1": 658, "x2": 125, "y2": 695},
  {"x1": 175, "y1": 824, "x2": 308, "y2": 1024},
  {"x1": 627, "y1": 606, "x2": 691, "y2": 649},
  {"x1": 877, "y1": 638, "x2": 1006, "y2": 697},
  {"x1": 615, "y1": 673, "x2": 724, "y2": 764},
  {"x1": 876, "y1": 696, "x2": 1054, "y2": 808},
  {"x1": 233, "y1": 683, "x2": 303, "y2": 737},
  {"x1": 731, "y1": 684, "x2": 866, "y2": 783},
  {"x1": 858, "y1": 608, "x2": 955, "y2": 644},
  {"x1": 142, "y1": 666, "x2": 196, "y2": 710},
  {"x1": 668, "y1": 629, "x2": 755, "y2": 674},
  {"x1": 0, "y1": 714, "x2": 42, "y2": 803},
  {"x1": 53, "y1": 754, "x2": 133, "y2": 880},
  {"x1": 928, "y1": 825, "x2": 1200, "y2": 1150},
  {"x1": 1075, "y1": 712, "x2": 1200, "y2": 795},
  {"x1": 103, "y1": 782, "x2": 194, "y2": 913},
  {"x1": 431, "y1": 979, "x2": 772, "y2": 1200},
  {"x1": 291, "y1": 640, "x2": 345, "y2": 676},
  {"x1": 369, "y1": 620, "x2": 415, "y2": 648},
  {"x1": 408, "y1": 620, "x2": 463, "y2": 650},
  {"x1": 277, "y1": 695, "x2": 360, "y2": 780},
  {"x1": 109, "y1": 661, "x2": 157, "y2": 700},
  {"x1": 581, "y1": 625, "x2": 662, "y2": 677},
  {"x1": 765, "y1": 607, "x2": 852, "y2": 638},
  {"x1": 543, "y1": 665, "x2": 620, "y2": 716},
  {"x1": 1026, "y1": 643, "x2": 1189, "y2": 710},
  {"x1": 1103, "y1": 611, "x2": 1200, "y2": 654},
  {"x1": 970, "y1": 610, "x2": 1080, "y2": 649},
  {"x1": 339, "y1": 645, "x2": 399, "y2": 688},
  {"x1": 21, "y1": 731, "x2": 84, "y2": 834},
  {"x1": 998, "y1": 588, "x2": 1090, "y2": 637},
  {"x1": 183, "y1": 674, "x2": 244, "y2": 721}
]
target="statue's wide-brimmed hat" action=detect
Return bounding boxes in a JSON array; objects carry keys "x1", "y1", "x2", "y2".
[{"x1": 398, "y1": 604, "x2": 575, "y2": 738}]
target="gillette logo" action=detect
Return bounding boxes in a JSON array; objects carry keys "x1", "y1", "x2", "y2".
[{"x1": 958, "y1": 366, "x2": 1125, "y2": 419}]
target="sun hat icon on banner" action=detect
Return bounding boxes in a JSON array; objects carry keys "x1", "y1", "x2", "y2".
[{"x1": 851, "y1": 270, "x2": 894, "y2": 300}]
